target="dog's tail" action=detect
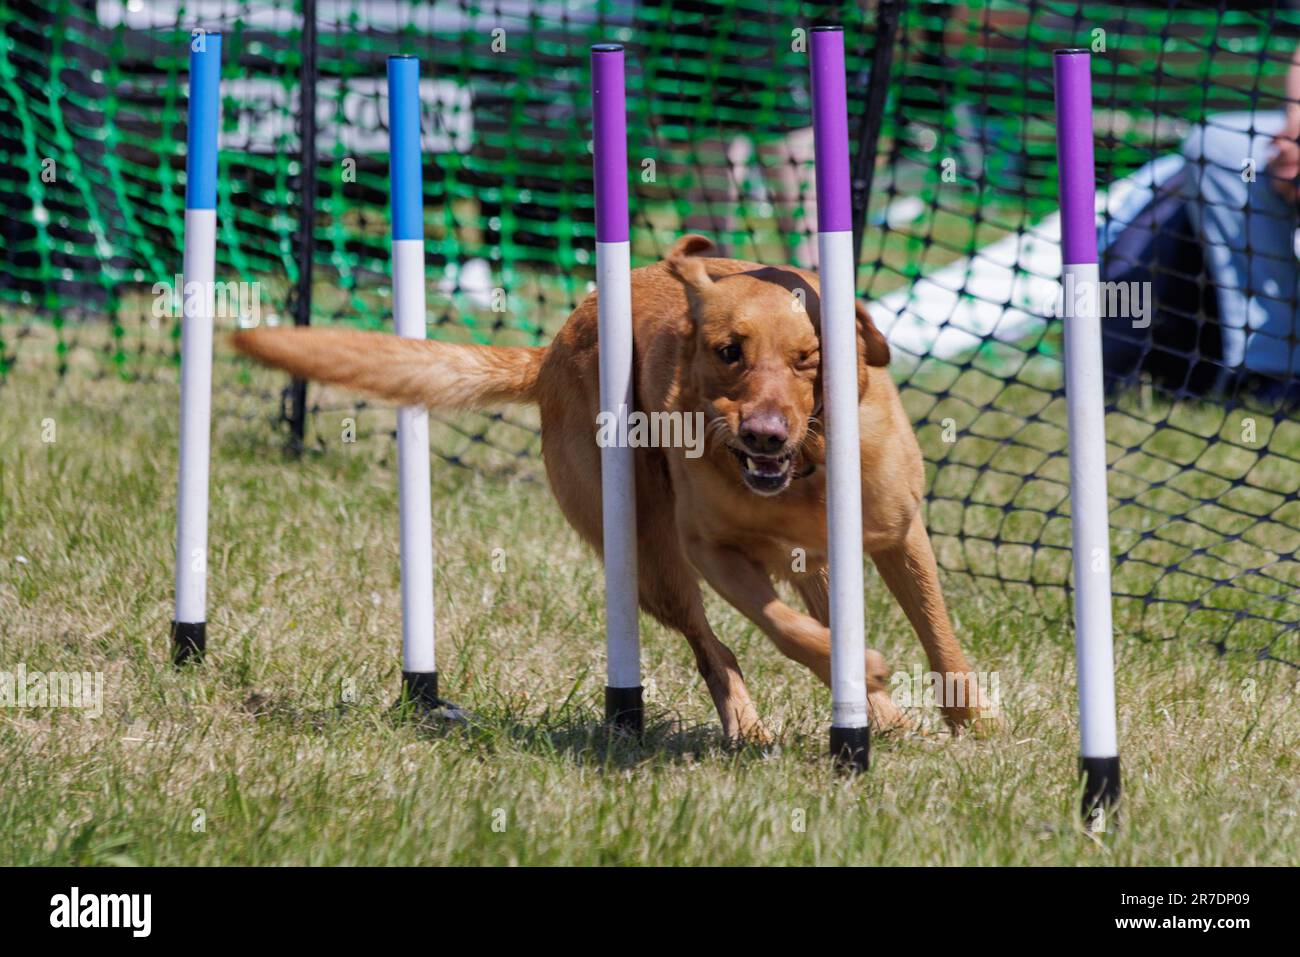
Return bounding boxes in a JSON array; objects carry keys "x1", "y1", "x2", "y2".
[{"x1": 230, "y1": 327, "x2": 544, "y2": 409}]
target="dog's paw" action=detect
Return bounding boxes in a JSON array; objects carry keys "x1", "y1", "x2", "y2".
[
  {"x1": 865, "y1": 649, "x2": 920, "y2": 735},
  {"x1": 867, "y1": 689, "x2": 917, "y2": 734},
  {"x1": 732, "y1": 719, "x2": 775, "y2": 748},
  {"x1": 941, "y1": 697, "x2": 1004, "y2": 737},
  {"x1": 966, "y1": 706, "x2": 1005, "y2": 737},
  {"x1": 718, "y1": 699, "x2": 774, "y2": 748}
]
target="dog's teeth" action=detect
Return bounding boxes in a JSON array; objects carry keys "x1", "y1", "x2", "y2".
[{"x1": 745, "y1": 457, "x2": 757, "y2": 471}]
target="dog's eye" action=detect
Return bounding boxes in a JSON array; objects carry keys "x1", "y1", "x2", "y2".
[
  {"x1": 716, "y1": 342, "x2": 742, "y2": 365},
  {"x1": 797, "y1": 350, "x2": 819, "y2": 370}
]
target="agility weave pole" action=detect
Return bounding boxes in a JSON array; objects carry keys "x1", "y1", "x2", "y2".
[
  {"x1": 590, "y1": 44, "x2": 643, "y2": 734},
  {"x1": 1054, "y1": 49, "x2": 1121, "y2": 825},
  {"x1": 387, "y1": 55, "x2": 447, "y2": 711},
  {"x1": 172, "y1": 32, "x2": 222, "y2": 666},
  {"x1": 810, "y1": 26, "x2": 870, "y2": 772}
]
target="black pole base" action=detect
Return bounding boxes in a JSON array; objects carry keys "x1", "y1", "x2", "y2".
[
  {"x1": 604, "y1": 685, "x2": 643, "y2": 736},
  {"x1": 830, "y1": 725, "x2": 870, "y2": 773},
  {"x1": 170, "y1": 621, "x2": 206, "y2": 666},
  {"x1": 1080, "y1": 755, "x2": 1121, "y2": 830},
  {"x1": 399, "y1": 671, "x2": 466, "y2": 723}
]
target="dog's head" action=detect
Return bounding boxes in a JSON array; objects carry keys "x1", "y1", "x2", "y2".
[{"x1": 666, "y1": 234, "x2": 890, "y2": 497}]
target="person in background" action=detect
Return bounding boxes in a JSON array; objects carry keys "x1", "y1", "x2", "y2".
[
  {"x1": 1179, "y1": 41, "x2": 1300, "y2": 396},
  {"x1": 641, "y1": 1, "x2": 841, "y2": 269}
]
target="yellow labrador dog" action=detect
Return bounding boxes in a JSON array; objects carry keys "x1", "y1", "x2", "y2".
[{"x1": 234, "y1": 234, "x2": 992, "y2": 742}]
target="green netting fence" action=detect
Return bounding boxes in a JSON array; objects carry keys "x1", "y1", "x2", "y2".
[{"x1": 2, "y1": 0, "x2": 1299, "y2": 668}]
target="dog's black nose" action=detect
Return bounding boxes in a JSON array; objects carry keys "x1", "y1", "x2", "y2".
[{"x1": 739, "y1": 412, "x2": 788, "y2": 454}]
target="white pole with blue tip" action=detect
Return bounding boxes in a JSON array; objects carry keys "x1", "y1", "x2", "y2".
[
  {"x1": 387, "y1": 55, "x2": 447, "y2": 712},
  {"x1": 172, "y1": 30, "x2": 221, "y2": 666}
]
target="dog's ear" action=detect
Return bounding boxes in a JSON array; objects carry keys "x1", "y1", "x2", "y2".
[
  {"x1": 809, "y1": 296, "x2": 890, "y2": 413},
  {"x1": 855, "y1": 301, "x2": 891, "y2": 368},
  {"x1": 665, "y1": 233, "x2": 716, "y2": 293}
]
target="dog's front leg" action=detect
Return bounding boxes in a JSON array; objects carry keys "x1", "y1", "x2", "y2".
[
  {"x1": 870, "y1": 513, "x2": 998, "y2": 731},
  {"x1": 685, "y1": 540, "x2": 905, "y2": 729}
]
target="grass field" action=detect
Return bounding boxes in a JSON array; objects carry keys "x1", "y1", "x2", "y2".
[{"x1": 1, "y1": 354, "x2": 1297, "y2": 866}]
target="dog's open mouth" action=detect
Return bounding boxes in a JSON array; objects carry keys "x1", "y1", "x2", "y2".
[{"x1": 729, "y1": 446, "x2": 795, "y2": 495}]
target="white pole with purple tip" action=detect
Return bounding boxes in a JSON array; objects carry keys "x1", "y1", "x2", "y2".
[
  {"x1": 591, "y1": 43, "x2": 642, "y2": 734},
  {"x1": 1054, "y1": 48, "x2": 1120, "y2": 826},
  {"x1": 810, "y1": 25, "x2": 869, "y2": 771}
]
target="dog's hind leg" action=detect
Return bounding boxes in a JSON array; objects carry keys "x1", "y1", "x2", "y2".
[
  {"x1": 687, "y1": 542, "x2": 905, "y2": 730},
  {"x1": 870, "y1": 514, "x2": 996, "y2": 731},
  {"x1": 792, "y1": 569, "x2": 830, "y2": 625},
  {"x1": 639, "y1": 556, "x2": 768, "y2": 744},
  {"x1": 636, "y1": 504, "x2": 768, "y2": 744},
  {"x1": 541, "y1": 433, "x2": 765, "y2": 742}
]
